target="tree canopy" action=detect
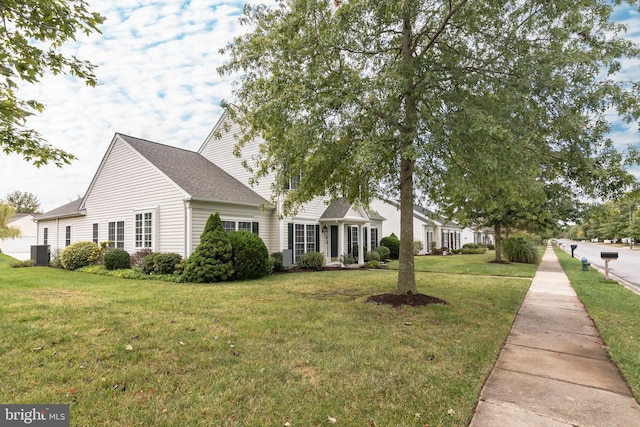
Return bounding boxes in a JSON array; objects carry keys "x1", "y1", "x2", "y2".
[
  {"x1": 3, "y1": 191, "x2": 41, "y2": 213},
  {"x1": 0, "y1": 0, "x2": 105, "y2": 167},
  {"x1": 219, "y1": 0, "x2": 640, "y2": 294},
  {"x1": 0, "y1": 203, "x2": 20, "y2": 239}
]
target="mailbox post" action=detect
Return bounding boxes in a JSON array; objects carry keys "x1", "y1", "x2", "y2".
[
  {"x1": 600, "y1": 252, "x2": 618, "y2": 280},
  {"x1": 570, "y1": 244, "x2": 577, "y2": 258}
]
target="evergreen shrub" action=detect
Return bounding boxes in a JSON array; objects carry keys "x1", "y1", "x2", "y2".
[
  {"x1": 141, "y1": 252, "x2": 182, "y2": 274},
  {"x1": 228, "y1": 230, "x2": 269, "y2": 280},
  {"x1": 380, "y1": 233, "x2": 400, "y2": 259},
  {"x1": 375, "y1": 245, "x2": 391, "y2": 260},
  {"x1": 270, "y1": 252, "x2": 284, "y2": 272},
  {"x1": 103, "y1": 248, "x2": 131, "y2": 270},
  {"x1": 181, "y1": 213, "x2": 234, "y2": 283},
  {"x1": 60, "y1": 241, "x2": 98, "y2": 270},
  {"x1": 365, "y1": 250, "x2": 381, "y2": 262}
]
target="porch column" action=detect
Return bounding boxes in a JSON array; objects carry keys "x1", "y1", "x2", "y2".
[
  {"x1": 358, "y1": 223, "x2": 364, "y2": 265},
  {"x1": 338, "y1": 222, "x2": 345, "y2": 266}
]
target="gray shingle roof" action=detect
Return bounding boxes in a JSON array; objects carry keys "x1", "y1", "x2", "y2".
[
  {"x1": 119, "y1": 134, "x2": 271, "y2": 207},
  {"x1": 319, "y1": 198, "x2": 383, "y2": 221},
  {"x1": 35, "y1": 198, "x2": 85, "y2": 221}
]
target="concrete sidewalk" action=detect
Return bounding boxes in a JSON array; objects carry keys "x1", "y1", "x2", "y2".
[{"x1": 470, "y1": 244, "x2": 640, "y2": 426}]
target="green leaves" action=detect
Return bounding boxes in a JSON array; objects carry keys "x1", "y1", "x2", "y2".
[{"x1": 0, "y1": 0, "x2": 105, "y2": 167}]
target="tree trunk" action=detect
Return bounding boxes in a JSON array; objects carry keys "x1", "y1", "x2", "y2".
[
  {"x1": 395, "y1": 14, "x2": 418, "y2": 296},
  {"x1": 396, "y1": 155, "x2": 417, "y2": 295},
  {"x1": 494, "y1": 223, "x2": 502, "y2": 263}
]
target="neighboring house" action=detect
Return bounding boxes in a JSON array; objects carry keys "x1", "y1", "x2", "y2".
[
  {"x1": 371, "y1": 200, "x2": 494, "y2": 254},
  {"x1": 0, "y1": 213, "x2": 37, "y2": 260},
  {"x1": 34, "y1": 113, "x2": 385, "y2": 265}
]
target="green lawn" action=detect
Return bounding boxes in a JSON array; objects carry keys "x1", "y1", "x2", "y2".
[
  {"x1": 388, "y1": 250, "x2": 539, "y2": 277},
  {"x1": 0, "y1": 253, "x2": 531, "y2": 426},
  {"x1": 554, "y1": 247, "x2": 640, "y2": 401}
]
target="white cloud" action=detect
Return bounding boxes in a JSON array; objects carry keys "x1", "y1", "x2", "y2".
[{"x1": 0, "y1": 1, "x2": 639, "y2": 212}]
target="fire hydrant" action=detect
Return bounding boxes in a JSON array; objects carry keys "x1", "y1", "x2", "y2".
[{"x1": 581, "y1": 257, "x2": 589, "y2": 271}]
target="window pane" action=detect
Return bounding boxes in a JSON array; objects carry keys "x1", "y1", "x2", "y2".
[
  {"x1": 306, "y1": 225, "x2": 315, "y2": 252},
  {"x1": 294, "y1": 224, "x2": 305, "y2": 259},
  {"x1": 117, "y1": 221, "x2": 125, "y2": 249},
  {"x1": 144, "y1": 213, "x2": 152, "y2": 248},
  {"x1": 135, "y1": 214, "x2": 142, "y2": 247},
  {"x1": 222, "y1": 221, "x2": 235, "y2": 233},
  {"x1": 238, "y1": 221, "x2": 252, "y2": 232}
]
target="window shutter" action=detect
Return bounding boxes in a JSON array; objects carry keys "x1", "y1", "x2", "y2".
[
  {"x1": 315, "y1": 224, "x2": 320, "y2": 251},
  {"x1": 364, "y1": 227, "x2": 368, "y2": 252},
  {"x1": 347, "y1": 226, "x2": 352, "y2": 254},
  {"x1": 252, "y1": 222, "x2": 259, "y2": 235},
  {"x1": 288, "y1": 223, "x2": 293, "y2": 250}
]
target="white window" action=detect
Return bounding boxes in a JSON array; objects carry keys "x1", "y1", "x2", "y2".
[
  {"x1": 221, "y1": 220, "x2": 257, "y2": 234},
  {"x1": 109, "y1": 221, "x2": 125, "y2": 249},
  {"x1": 43, "y1": 228, "x2": 48, "y2": 245},
  {"x1": 65, "y1": 226, "x2": 71, "y2": 246},
  {"x1": 92, "y1": 223, "x2": 99, "y2": 244},
  {"x1": 294, "y1": 223, "x2": 317, "y2": 261},
  {"x1": 135, "y1": 212, "x2": 153, "y2": 249},
  {"x1": 370, "y1": 227, "x2": 379, "y2": 250}
]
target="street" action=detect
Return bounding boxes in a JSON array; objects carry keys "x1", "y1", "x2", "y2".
[{"x1": 556, "y1": 239, "x2": 640, "y2": 293}]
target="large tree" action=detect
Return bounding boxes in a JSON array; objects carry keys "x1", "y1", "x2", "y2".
[
  {"x1": 0, "y1": 0, "x2": 104, "y2": 167},
  {"x1": 3, "y1": 191, "x2": 41, "y2": 213},
  {"x1": 219, "y1": 0, "x2": 640, "y2": 295}
]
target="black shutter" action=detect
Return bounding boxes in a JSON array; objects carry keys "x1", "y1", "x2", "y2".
[
  {"x1": 288, "y1": 223, "x2": 293, "y2": 250},
  {"x1": 315, "y1": 224, "x2": 320, "y2": 252},
  {"x1": 252, "y1": 222, "x2": 259, "y2": 235}
]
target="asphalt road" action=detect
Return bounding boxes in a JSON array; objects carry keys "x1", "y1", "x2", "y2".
[{"x1": 556, "y1": 239, "x2": 640, "y2": 293}]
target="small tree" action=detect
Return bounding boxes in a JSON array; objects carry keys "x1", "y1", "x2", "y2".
[
  {"x1": 228, "y1": 230, "x2": 270, "y2": 280},
  {"x1": 0, "y1": 203, "x2": 20, "y2": 240},
  {"x1": 181, "y1": 213, "x2": 234, "y2": 283}
]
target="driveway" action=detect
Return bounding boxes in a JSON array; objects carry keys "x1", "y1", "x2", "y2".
[{"x1": 556, "y1": 239, "x2": 640, "y2": 293}]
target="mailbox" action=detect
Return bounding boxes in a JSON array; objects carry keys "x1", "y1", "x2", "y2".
[
  {"x1": 600, "y1": 252, "x2": 618, "y2": 260},
  {"x1": 570, "y1": 244, "x2": 577, "y2": 257}
]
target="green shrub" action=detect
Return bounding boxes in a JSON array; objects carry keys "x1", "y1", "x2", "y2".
[
  {"x1": 341, "y1": 252, "x2": 355, "y2": 267},
  {"x1": 380, "y1": 233, "x2": 400, "y2": 259},
  {"x1": 142, "y1": 252, "x2": 183, "y2": 275},
  {"x1": 462, "y1": 243, "x2": 479, "y2": 249},
  {"x1": 501, "y1": 237, "x2": 540, "y2": 264},
  {"x1": 270, "y1": 252, "x2": 284, "y2": 272},
  {"x1": 487, "y1": 243, "x2": 495, "y2": 250},
  {"x1": 228, "y1": 230, "x2": 269, "y2": 280},
  {"x1": 103, "y1": 248, "x2": 131, "y2": 270},
  {"x1": 375, "y1": 245, "x2": 390, "y2": 261},
  {"x1": 60, "y1": 241, "x2": 98, "y2": 270},
  {"x1": 365, "y1": 260, "x2": 382, "y2": 269},
  {"x1": 413, "y1": 240, "x2": 424, "y2": 255},
  {"x1": 10, "y1": 259, "x2": 35, "y2": 268},
  {"x1": 365, "y1": 250, "x2": 381, "y2": 262},
  {"x1": 298, "y1": 251, "x2": 325, "y2": 271},
  {"x1": 182, "y1": 213, "x2": 233, "y2": 283}
]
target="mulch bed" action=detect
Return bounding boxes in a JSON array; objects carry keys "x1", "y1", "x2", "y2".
[{"x1": 366, "y1": 293, "x2": 448, "y2": 307}]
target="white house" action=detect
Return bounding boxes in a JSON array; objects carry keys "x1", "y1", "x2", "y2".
[
  {"x1": 371, "y1": 200, "x2": 494, "y2": 254},
  {"x1": 0, "y1": 213, "x2": 37, "y2": 260},
  {"x1": 34, "y1": 113, "x2": 385, "y2": 265}
]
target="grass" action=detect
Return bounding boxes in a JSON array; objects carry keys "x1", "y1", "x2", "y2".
[
  {"x1": 554, "y1": 247, "x2": 640, "y2": 401},
  {"x1": 388, "y1": 250, "x2": 539, "y2": 277},
  {"x1": 0, "y1": 253, "x2": 531, "y2": 426}
]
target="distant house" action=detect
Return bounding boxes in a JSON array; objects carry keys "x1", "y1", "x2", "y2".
[
  {"x1": 0, "y1": 213, "x2": 37, "y2": 260},
  {"x1": 371, "y1": 200, "x2": 494, "y2": 254},
  {"x1": 35, "y1": 113, "x2": 385, "y2": 265}
]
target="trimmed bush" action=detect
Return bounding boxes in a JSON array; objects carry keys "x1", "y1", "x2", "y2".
[
  {"x1": 60, "y1": 241, "x2": 98, "y2": 270},
  {"x1": 365, "y1": 250, "x2": 381, "y2": 262},
  {"x1": 103, "y1": 248, "x2": 131, "y2": 270},
  {"x1": 365, "y1": 260, "x2": 382, "y2": 269},
  {"x1": 270, "y1": 252, "x2": 284, "y2": 272},
  {"x1": 11, "y1": 259, "x2": 35, "y2": 268},
  {"x1": 298, "y1": 251, "x2": 325, "y2": 271},
  {"x1": 182, "y1": 213, "x2": 234, "y2": 283},
  {"x1": 380, "y1": 233, "x2": 400, "y2": 259},
  {"x1": 501, "y1": 237, "x2": 540, "y2": 264},
  {"x1": 228, "y1": 230, "x2": 269, "y2": 281},
  {"x1": 142, "y1": 252, "x2": 183, "y2": 275},
  {"x1": 462, "y1": 243, "x2": 479, "y2": 249},
  {"x1": 461, "y1": 246, "x2": 487, "y2": 254},
  {"x1": 375, "y1": 245, "x2": 390, "y2": 261}
]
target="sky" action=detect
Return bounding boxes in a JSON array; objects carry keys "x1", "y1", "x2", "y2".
[{"x1": 0, "y1": 1, "x2": 639, "y2": 212}]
